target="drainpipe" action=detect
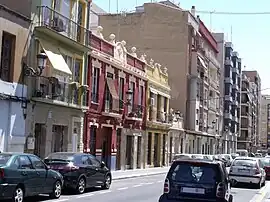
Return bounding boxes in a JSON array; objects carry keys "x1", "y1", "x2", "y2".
[{"x1": 82, "y1": 0, "x2": 91, "y2": 152}]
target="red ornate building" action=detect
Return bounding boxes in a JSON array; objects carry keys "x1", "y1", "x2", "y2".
[{"x1": 84, "y1": 27, "x2": 148, "y2": 170}]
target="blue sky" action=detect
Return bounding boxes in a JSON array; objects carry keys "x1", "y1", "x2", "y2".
[{"x1": 94, "y1": 0, "x2": 270, "y2": 94}]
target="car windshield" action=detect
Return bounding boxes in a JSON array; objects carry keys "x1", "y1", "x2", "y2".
[
  {"x1": 45, "y1": 153, "x2": 74, "y2": 161},
  {"x1": 169, "y1": 162, "x2": 220, "y2": 184},
  {"x1": 0, "y1": 154, "x2": 12, "y2": 165},
  {"x1": 261, "y1": 159, "x2": 270, "y2": 166},
  {"x1": 232, "y1": 159, "x2": 256, "y2": 167}
]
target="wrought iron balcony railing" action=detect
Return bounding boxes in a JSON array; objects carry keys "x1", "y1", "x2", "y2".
[
  {"x1": 37, "y1": 6, "x2": 90, "y2": 45},
  {"x1": 127, "y1": 104, "x2": 144, "y2": 119},
  {"x1": 32, "y1": 77, "x2": 88, "y2": 108}
]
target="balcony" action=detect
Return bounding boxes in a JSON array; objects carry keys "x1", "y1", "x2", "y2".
[
  {"x1": 232, "y1": 84, "x2": 239, "y2": 91},
  {"x1": 31, "y1": 77, "x2": 88, "y2": 109},
  {"x1": 225, "y1": 95, "x2": 233, "y2": 102},
  {"x1": 224, "y1": 111, "x2": 232, "y2": 119},
  {"x1": 35, "y1": 6, "x2": 90, "y2": 52},
  {"x1": 224, "y1": 77, "x2": 233, "y2": 84},
  {"x1": 156, "y1": 111, "x2": 171, "y2": 124},
  {"x1": 102, "y1": 99, "x2": 122, "y2": 119},
  {"x1": 126, "y1": 104, "x2": 144, "y2": 121}
]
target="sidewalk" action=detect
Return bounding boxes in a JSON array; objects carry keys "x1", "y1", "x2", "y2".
[{"x1": 111, "y1": 167, "x2": 169, "y2": 180}]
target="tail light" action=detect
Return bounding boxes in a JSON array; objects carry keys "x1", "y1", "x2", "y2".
[
  {"x1": 255, "y1": 164, "x2": 260, "y2": 175},
  {"x1": 216, "y1": 182, "x2": 225, "y2": 198},
  {"x1": 60, "y1": 163, "x2": 79, "y2": 171},
  {"x1": 163, "y1": 178, "x2": 170, "y2": 193},
  {"x1": 0, "y1": 169, "x2": 4, "y2": 178}
]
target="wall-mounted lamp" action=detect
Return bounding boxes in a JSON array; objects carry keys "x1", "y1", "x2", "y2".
[
  {"x1": 126, "y1": 88, "x2": 133, "y2": 104},
  {"x1": 23, "y1": 51, "x2": 48, "y2": 76}
]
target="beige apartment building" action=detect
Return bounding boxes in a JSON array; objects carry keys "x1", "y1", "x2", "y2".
[
  {"x1": 260, "y1": 95, "x2": 270, "y2": 149},
  {"x1": 239, "y1": 71, "x2": 261, "y2": 151},
  {"x1": 99, "y1": 1, "x2": 222, "y2": 154}
]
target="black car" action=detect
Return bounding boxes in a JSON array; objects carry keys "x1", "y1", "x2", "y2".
[
  {"x1": 0, "y1": 153, "x2": 63, "y2": 202},
  {"x1": 159, "y1": 159, "x2": 233, "y2": 202},
  {"x1": 44, "y1": 152, "x2": 112, "y2": 194}
]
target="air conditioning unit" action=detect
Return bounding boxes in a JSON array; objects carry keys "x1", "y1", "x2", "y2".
[
  {"x1": 150, "y1": 98, "x2": 155, "y2": 106},
  {"x1": 52, "y1": 17, "x2": 65, "y2": 32}
]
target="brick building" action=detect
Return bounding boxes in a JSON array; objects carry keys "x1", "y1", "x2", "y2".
[{"x1": 84, "y1": 27, "x2": 147, "y2": 170}]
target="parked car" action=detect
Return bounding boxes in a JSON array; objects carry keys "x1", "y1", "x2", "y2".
[
  {"x1": 0, "y1": 153, "x2": 63, "y2": 202},
  {"x1": 159, "y1": 159, "x2": 233, "y2": 202},
  {"x1": 221, "y1": 154, "x2": 233, "y2": 167},
  {"x1": 44, "y1": 152, "x2": 112, "y2": 194},
  {"x1": 261, "y1": 158, "x2": 270, "y2": 179},
  {"x1": 229, "y1": 157, "x2": 266, "y2": 188},
  {"x1": 172, "y1": 154, "x2": 192, "y2": 162}
]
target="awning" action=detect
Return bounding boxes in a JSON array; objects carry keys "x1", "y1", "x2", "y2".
[
  {"x1": 38, "y1": 39, "x2": 72, "y2": 75},
  {"x1": 106, "y1": 78, "x2": 119, "y2": 110},
  {"x1": 198, "y1": 56, "x2": 207, "y2": 69}
]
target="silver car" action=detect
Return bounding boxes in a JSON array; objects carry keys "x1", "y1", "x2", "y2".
[{"x1": 228, "y1": 157, "x2": 266, "y2": 188}]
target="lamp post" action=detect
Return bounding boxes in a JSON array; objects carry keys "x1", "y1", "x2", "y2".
[{"x1": 23, "y1": 51, "x2": 48, "y2": 76}]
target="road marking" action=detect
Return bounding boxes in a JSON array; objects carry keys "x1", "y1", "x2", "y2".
[
  {"x1": 76, "y1": 193, "x2": 94, "y2": 198},
  {"x1": 133, "y1": 184, "x2": 143, "y2": 187},
  {"x1": 52, "y1": 199, "x2": 68, "y2": 202},
  {"x1": 249, "y1": 182, "x2": 269, "y2": 202},
  {"x1": 157, "y1": 180, "x2": 163, "y2": 183},
  {"x1": 117, "y1": 187, "x2": 129, "y2": 190},
  {"x1": 143, "y1": 182, "x2": 154, "y2": 185},
  {"x1": 99, "y1": 190, "x2": 112, "y2": 194}
]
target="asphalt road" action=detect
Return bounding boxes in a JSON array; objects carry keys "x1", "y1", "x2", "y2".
[{"x1": 22, "y1": 174, "x2": 270, "y2": 202}]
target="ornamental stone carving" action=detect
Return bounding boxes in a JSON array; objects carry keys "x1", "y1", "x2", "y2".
[
  {"x1": 96, "y1": 26, "x2": 104, "y2": 39},
  {"x1": 109, "y1": 33, "x2": 116, "y2": 44},
  {"x1": 130, "y1": 47, "x2": 137, "y2": 57},
  {"x1": 140, "y1": 53, "x2": 147, "y2": 62}
]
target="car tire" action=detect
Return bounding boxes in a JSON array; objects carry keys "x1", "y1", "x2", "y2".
[
  {"x1": 12, "y1": 186, "x2": 24, "y2": 202},
  {"x1": 101, "y1": 174, "x2": 111, "y2": 189},
  {"x1": 229, "y1": 195, "x2": 233, "y2": 202},
  {"x1": 76, "y1": 177, "x2": 86, "y2": 194},
  {"x1": 50, "y1": 180, "x2": 62, "y2": 199},
  {"x1": 255, "y1": 179, "x2": 261, "y2": 189}
]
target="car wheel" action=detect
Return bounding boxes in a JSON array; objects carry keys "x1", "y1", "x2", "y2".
[
  {"x1": 229, "y1": 194, "x2": 233, "y2": 202},
  {"x1": 50, "y1": 180, "x2": 62, "y2": 199},
  {"x1": 101, "y1": 175, "x2": 111, "y2": 189},
  {"x1": 255, "y1": 179, "x2": 261, "y2": 189},
  {"x1": 12, "y1": 186, "x2": 24, "y2": 202},
  {"x1": 76, "y1": 177, "x2": 86, "y2": 194}
]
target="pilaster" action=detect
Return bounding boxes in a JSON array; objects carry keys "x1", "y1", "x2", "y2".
[
  {"x1": 151, "y1": 133, "x2": 155, "y2": 167},
  {"x1": 120, "y1": 131, "x2": 126, "y2": 170},
  {"x1": 132, "y1": 135, "x2": 138, "y2": 169}
]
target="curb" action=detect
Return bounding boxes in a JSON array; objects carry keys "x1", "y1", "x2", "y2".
[{"x1": 112, "y1": 171, "x2": 168, "y2": 181}]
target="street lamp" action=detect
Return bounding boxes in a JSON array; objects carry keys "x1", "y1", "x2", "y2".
[
  {"x1": 126, "y1": 88, "x2": 133, "y2": 104},
  {"x1": 23, "y1": 51, "x2": 48, "y2": 76}
]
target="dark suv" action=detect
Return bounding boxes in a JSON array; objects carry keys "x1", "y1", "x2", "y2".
[{"x1": 159, "y1": 159, "x2": 233, "y2": 202}]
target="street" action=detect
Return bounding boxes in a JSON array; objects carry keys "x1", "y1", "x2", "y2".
[{"x1": 22, "y1": 174, "x2": 270, "y2": 202}]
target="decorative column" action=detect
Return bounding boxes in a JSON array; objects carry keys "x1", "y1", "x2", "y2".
[
  {"x1": 44, "y1": 111, "x2": 53, "y2": 158},
  {"x1": 151, "y1": 133, "x2": 155, "y2": 167},
  {"x1": 132, "y1": 135, "x2": 138, "y2": 169},
  {"x1": 120, "y1": 129, "x2": 127, "y2": 170}
]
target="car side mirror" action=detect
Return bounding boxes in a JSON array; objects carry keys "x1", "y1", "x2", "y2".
[{"x1": 100, "y1": 161, "x2": 105, "y2": 168}]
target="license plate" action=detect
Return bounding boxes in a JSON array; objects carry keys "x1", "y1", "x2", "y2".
[
  {"x1": 238, "y1": 169, "x2": 249, "y2": 173},
  {"x1": 181, "y1": 187, "x2": 205, "y2": 194}
]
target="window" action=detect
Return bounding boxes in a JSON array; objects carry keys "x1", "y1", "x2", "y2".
[
  {"x1": 81, "y1": 155, "x2": 91, "y2": 165},
  {"x1": 73, "y1": 59, "x2": 82, "y2": 104},
  {"x1": 130, "y1": 81, "x2": 135, "y2": 106},
  {"x1": 19, "y1": 156, "x2": 33, "y2": 169},
  {"x1": 91, "y1": 67, "x2": 99, "y2": 103},
  {"x1": 29, "y1": 155, "x2": 46, "y2": 169},
  {"x1": 138, "y1": 85, "x2": 143, "y2": 106},
  {"x1": 107, "y1": 72, "x2": 113, "y2": 78},
  {"x1": 119, "y1": 77, "x2": 124, "y2": 108},
  {"x1": 89, "y1": 156, "x2": 101, "y2": 167},
  {"x1": 164, "y1": 97, "x2": 167, "y2": 113},
  {"x1": 0, "y1": 154, "x2": 12, "y2": 166},
  {"x1": 0, "y1": 32, "x2": 15, "y2": 82}
]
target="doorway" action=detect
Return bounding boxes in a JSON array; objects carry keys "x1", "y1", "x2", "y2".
[
  {"x1": 34, "y1": 123, "x2": 45, "y2": 158},
  {"x1": 154, "y1": 133, "x2": 159, "y2": 167},
  {"x1": 116, "y1": 128, "x2": 121, "y2": 170},
  {"x1": 137, "y1": 136, "x2": 142, "y2": 168},
  {"x1": 162, "y1": 135, "x2": 166, "y2": 166},
  {"x1": 101, "y1": 127, "x2": 112, "y2": 169},
  {"x1": 52, "y1": 125, "x2": 65, "y2": 153},
  {"x1": 126, "y1": 135, "x2": 133, "y2": 169},
  {"x1": 147, "y1": 132, "x2": 152, "y2": 165},
  {"x1": 89, "y1": 126, "x2": 97, "y2": 156}
]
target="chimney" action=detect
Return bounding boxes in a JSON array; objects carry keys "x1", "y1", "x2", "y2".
[{"x1": 191, "y1": 6, "x2": 196, "y2": 16}]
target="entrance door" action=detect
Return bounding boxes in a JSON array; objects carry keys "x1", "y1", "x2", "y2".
[
  {"x1": 137, "y1": 136, "x2": 141, "y2": 168},
  {"x1": 154, "y1": 133, "x2": 159, "y2": 167},
  {"x1": 101, "y1": 127, "x2": 112, "y2": 169},
  {"x1": 126, "y1": 135, "x2": 133, "y2": 169},
  {"x1": 116, "y1": 128, "x2": 121, "y2": 170}
]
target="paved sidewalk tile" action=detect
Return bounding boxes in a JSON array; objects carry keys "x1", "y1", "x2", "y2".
[{"x1": 112, "y1": 167, "x2": 169, "y2": 180}]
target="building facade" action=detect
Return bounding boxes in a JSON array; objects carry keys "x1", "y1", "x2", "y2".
[
  {"x1": 84, "y1": 26, "x2": 147, "y2": 170},
  {"x1": 239, "y1": 71, "x2": 261, "y2": 151},
  {"x1": 222, "y1": 43, "x2": 241, "y2": 153},
  {"x1": 145, "y1": 59, "x2": 171, "y2": 167},
  {"x1": 99, "y1": 2, "x2": 222, "y2": 154},
  {"x1": 0, "y1": 2, "x2": 31, "y2": 152},
  {"x1": 260, "y1": 95, "x2": 270, "y2": 149},
  {"x1": 24, "y1": 0, "x2": 91, "y2": 158}
]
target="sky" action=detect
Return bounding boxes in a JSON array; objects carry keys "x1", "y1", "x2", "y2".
[{"x1": 94, "y1": 0, "x2": 270, "y2": 94}]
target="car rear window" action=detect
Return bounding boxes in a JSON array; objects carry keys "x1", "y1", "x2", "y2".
[
  {"x1": 0, "y1": 154, "x2": 12, "y2": 165},
  {"x1": 168, "y1": 162, "x2": 221, "y2": 184},
  {"x1": 232, "y1": 159, "x2": 256, "y2": 167},
  {"x1": 173, "y1": 155, "x2": 191, "y2": 160},
  {"x1": 261, "y1": 159, "x2": 270, "y2": 166},
  {"x1": 45, "y1": 153, "x2": 74, "y2": 161}
]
